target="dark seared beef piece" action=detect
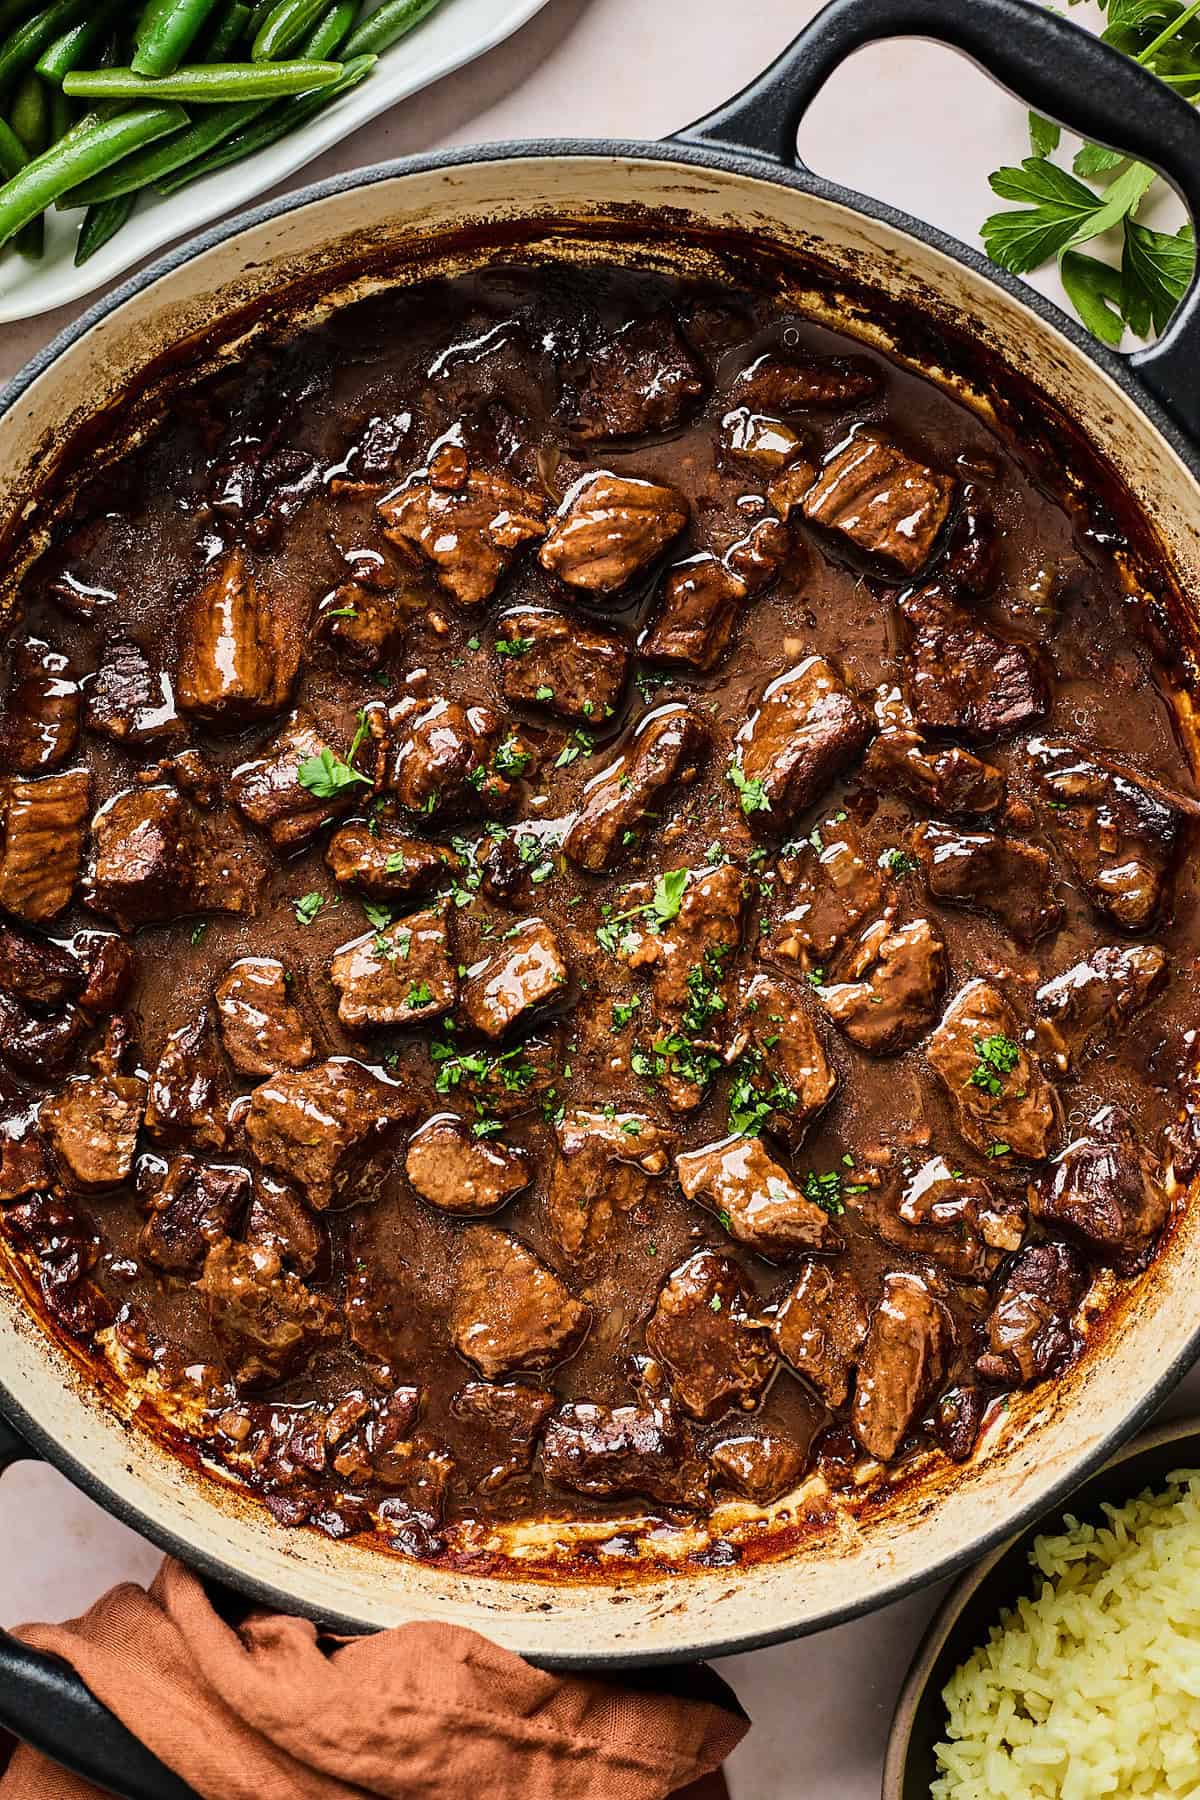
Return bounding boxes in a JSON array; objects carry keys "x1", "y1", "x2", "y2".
[
  {"x1": 539, "y1": 472, "x2": 689, "y2": 595},
  {"x1": 0, "y1": 920, "x2": 82, "y2": 1009},
  {"x1": 331, "y1": 908, "x2": 455, "y2": 1031},
  {"x1": 245, "y1": 1175, "x2": 326, "y2": 1276},
  {"x1": 729, "y1": 970, "x2": 837, "y2": 1148},
  {"x1": 442, "y1": 1030, "x2": 563, "y2": 1124},
  {"x1": 718, "y1": 407, "x2": 810, "y2": 476},
  {"x1": 460, "y1": 917, "x2": 568, "y2": 1040},
  {"x1": 86, "y1": 785, "x2": 256, "y2": 933},
  {"x1": 676, "y1": 1135, "x2": 841, "y2": 1258},
  {"x1": 494, "y1": 607, "x2": 630, "y2": 722},
  {"x1": 42, "y1": 1019, "x2": 146, "y2": 1190},
  {"x1": 0, "y1": 990, "x2": 85, "y2": 1077},
  {"x1": 1028, "y1": 737, "x2": 1182, "y2": 930},
  {"x1": 1034, "y1": 1103, "x2": 1170, "y2": 1266},
  {"x1": 933, "y1": 1384, "x2": 986, "y2": 1463},
  {"x1": 319, "y1": 577, "x2": 422, "y2": 665},
  {"x1": 0, "y1": 767, "x2": 90, "y2": 922},
  {"x1": 545, "y1": 1109, "x2": 675, "y2": 1264},
  {"x1": 2, "y1": 638, "x2": 80, "y2": 771},
  {"x1": 939, "y1": 482, "x2": 1001, "y2": 599},
  {"x1": 817, "y1": 917, "x2": 946, "y2": 1055},
  {"x1": 772, "y1": 817, "x2": 885, "y2": 975},
  {"x1": 139, "y1": 1156, "x2": 251, "y2": 1275},
  {"x1": 568, "y1": 313, "x2": 706, "y2": 439},
  {"x1": 178, "y1": 549, "x2": 301, "y2": 722},
  {"x1": 161, "y1": 748, "x2": 221, "y2": 810},
  {"x1": 449, "y1": 1226, "x2": 591, "y2": 1379},
  {"x1": 0, "y1": 1129, "x2": 50, "y2": 1203},
  {"x1": 732, "y1": 352, "x2": 880, "y2": 412},
  {"x1": 564, "y1": 706, "x2": 709, "y2": 873},
  {"x1": 85, "y1": 639, "x2": 182, "y2": 747},
  {"x1": 976, "y1": 1241, "x2": 1087, "y2": 1386},
  {"x1": 378, "y1": 444, "x2": 546, "y2": 606},
  {"x1": 541, "y1": 1396, "x2": 710, "y2": 1508},
  {"x1": 231, "y1": 711, "x2": 362, "y2": 851},
  {"x1": 864, "y1": 724, "x2": 1004, "y2": 817},
  {"x1": 324, "y1": 822, "x2": 458, "y2": 900},
  {"x1": 913, "y1": 821, "x2": 1063, "y2": 946},
  {"x1": 344, "y1": 1224, "x2": 433, "y2": 1368},
  {"x1": 852, "y1": 1273, "x2": 954, "y2": 1461},
  {"x1": 735, "y1": 656, "x2": 871, "y2": 835},
  {"x1": 74, "y1": 932, "x2": 137, "y2": 1018},
  {"x1": 1034, "y1": 943, "x2": 1169, "y2": 1074},
  {"x1": 200, "y1": 1238, "x2": 340, "y2": 1387},
  {"x1": 215, "y1": 957, "x2": 316, "y2": 1078},
  {"x1": 644, "y1": 1248, "x2": 775, "y2": 1421},
  {"x1": 389, "y1": 697, "x2": 518, "y2": 820},
  {"x1": 802, "y1": 434, "x2": 955, "y2": 574},
  {"x1": 772, "y1": 1261, "x2": 869, "y2": 1409},
  {"x1": 928, "y1": 980, "x2": 1061, "y2": 1161},
  {"x1": 145, "y1": 1006, "x2": 229, "y2": 1151},
  {"x1": 449, "y1": 1382, "x2": 555, "y2": 1490},
  {"x1": 7, "y1": 1187, "x2": 110, "y2": 1338},
  {"x1": 865, "y1": 1155, "x2": 1025, "y2": 1281},
  {"x1": 244, "y1": 1058, "x2": 412, "y2": 1209},
  {"x1": 642, "y1": 554, "x2": 748, "y2": 673},
  {"x1": 711, "y1": 1431, "x2": 806, "y2": 1503},
  {"x1": 902, "y1": 586, "x2": 1046, "y2": 738},
  {"x1": 405, "y1": 1114, "x2": 528, "y2": 1216}
]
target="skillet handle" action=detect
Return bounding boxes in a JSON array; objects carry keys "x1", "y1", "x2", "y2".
[
  {"x1": 0, "y1": 1410, "x2": 195, "y2": 1800},
  {"x1": 672, "y1": 0, "x2": 1200, "y2": 443}
]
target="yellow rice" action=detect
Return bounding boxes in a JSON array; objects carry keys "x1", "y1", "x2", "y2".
[{"x1": 932, "y1": 1469, "x2": 1200, "y2": 1799}]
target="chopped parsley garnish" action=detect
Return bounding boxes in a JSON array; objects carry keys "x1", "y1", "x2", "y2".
[
  {"x1": 405, "y1": 981, "x2": 434, "y2": 1008},
  {"x1": 709, "y1": 1294, "x2": 723, "y2": 1313},
  {"x1": 384, "y1": 851, "x2": 409, "y2": 875},
  {"x1": 727, "y1": 1050, "x2": 796, "y2": 1137},
  {"x1": 293, "y1": 891, "x2": 326, "y2": 925},
  {"x1": 554, "y1": 729, "x2": 594, "y2": 769},
  {"x1": 190, "y1": 921, "x2": 208, "y2": 946},
  {"x1": 802, "y1": 1169, "x2": 845, "y2": 1215},
  {"x1": 493, "y1": 735, "x2": 532, "y2": 778},
  {"x1": 535, "y1": 685, "x2": 555, "y2": 701},
  {"x1": 612, "y1": 995, "x2": 642, "y2": 1029},
  {"x1": 362, "y1": 900, "x2": 393, "y2": 930},
  {"x1": 494, "y1": 635, "x2": 534, "y2": 657},
  {"x1": 986, "y1": 1142, "x2": 1012, "y2": 1159},
  {"x1": 968, "y1": 1034, "x2": 1021, "y2": 1096},
  {"x1": 881, "y1": 847, "x2": 918, "y2": 877},
  {"x1": 728, "y1": 761, "x2": 769, "y2": 816},
  {"x1": 652, "y1": 867, "x2": 689, "y2": 923},
  {"x1": 296, "y1": 709, "x2": 372, "y2": 799}
]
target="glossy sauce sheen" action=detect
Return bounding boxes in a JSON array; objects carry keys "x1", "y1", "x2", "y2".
[{"x1": 1, "y1": 267, "x2": 1197, "y2": 1570}]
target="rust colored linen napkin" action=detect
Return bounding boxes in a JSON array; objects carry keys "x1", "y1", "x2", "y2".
[{"x1": 0, "y1": 1558, "x2": 745, "y2": 1800}]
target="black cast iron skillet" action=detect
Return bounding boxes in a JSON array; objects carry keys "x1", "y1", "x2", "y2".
[{"x1": 4, "y1": 1, "x2": 1200, "y2": 1792}]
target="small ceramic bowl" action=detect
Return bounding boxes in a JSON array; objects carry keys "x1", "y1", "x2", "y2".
[{"x1": 883, "y1": 1413, "x2": 1200, "y2": 1800}]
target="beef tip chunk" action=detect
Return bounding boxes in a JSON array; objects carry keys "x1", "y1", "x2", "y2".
[
  {"x1": 541, "y1": 1396, "x2": 709, "y2": 1508},
  {"x1": 1028, "y1": 737, "x2": 1181, "y2": 930},
  {"x1": 642, "y1": 554, "x2": 750, "y2": 673},
  {"x1": 625, "y1": 863, "x2": 747, "y2": 1107},
  {"x1": 539, "y1": 472, "x2": 689, "y2": 595},
  {"x1": 545, "y1": 1109, "x2": 675, "y2": 1264},
  {"x1": 864, "y1": 722, "x2": 1004, "y2": 817},
  {"x1": 200, "y1": 1237, "x2": 340, "y2": 1387},
  {"x1": 378, "y1": 446, "x2": 546, "y2": 606},
  {"x1": 725, "y1": 515, "x2": 792, "y2": 591},
  {"x1": 564, "y1": 706, "x2": 709, "y2": 873},
  {"x1": 74, "y1": 932, "x2": 137, "y2": 1018},
  {"x1": 933, "y1": 1383, "x2": 986, "y2": 1463},
  {"x1": 145, "y1": 1006, "x2": 229, "y2": 1151},
  {"x1": 215, "y1": 957, "x2": 316, "y2": 1078},
  {"x1": 177, "y1": 549, "x2": 301, "y2": 722},
  {"x1": 2, "y1": 638, "x2": 80, "y2": 772},
  {"x1": 84, "y1": 639, "x2": 181, "y2": 747},
  {"x1": 0, "y1": 1128, "x2": 50, "y2": 1203},
  {"x1": 772, "y1": 1260, "x2": 868, "y2": 1408},
  {"x1": 244, "y1": 1058, "x2": 411, "y2": 1209},
  {"x1": 405, "y1": 1114, "x2": 528, "y2": 1216},
  {"x1": 42, "y1": 1018, "x2": 146, "y2": 1190},
  {"x1": 817, "y1": 916, "x2": 946, "y2": 1056},
  {"x1": 330, "y1": 908, "x2": 455, "y2": 1031},
  {"x1": 0, "y1": 919, "x2": 82, "y2": 1009},
  {"x1": 449, "y1": 1226, "x2": 591, "y2": 1379},
  {"x1": 442, "y1": 1030, "x2": 563, "y2": 1124},
  {"x1": 494, "y1": 607, "x2": 630, "y2": 722},
  {"x1": 802, "y1": 435, "x2": 955, "y2": 574},
  {"x1": 139, "y1": 1156, "x2": 251, "y2": 1274},
  {"x1": 87, "y1": 785, "x2": 256, "y2": 932},
  {"x1": 927, "y1": 979, "x2": 1061, "y2": 1161},
  {"x1": 867, "y1": 1155, "x2": 1025, "y2": 1281},
  {"x1": 0, "y1": 989, "x2": 85, "y2": 1077},
  {"x1": 710, "y1": 1431, "x2": 806, "y2": 1504},
  {"x1": 913, "y1": 821, "x2": 1062, "y2": 947},
  {"x1": 976, "y1": 1241, "x2": 1087, "y2": 1386},
  {"x1": 319, "y1": 578, "x2": 421, "y2": 664},
  {"x1": 450, "y1": 1381, "x2": 555, "y2": 1490},
  {"x1": 903, "y1": 586, "x2": 1046, "y2": 738},
  {"x1": 939, "y1": 481, "x2": 1000, "y2": 599},
  {"x1": 0, "y1": 768, "x2": 89, "y2": 922},
  {"x1": 324, "y1": 822, "x2": 458, "y2": 900},
  {"x1": 732, "y1": 351, "x2": 881, "y2": 413},
  {"x1": 734, "y1": 656, "x2": 871, "y2": 835},
  {"x1": 676, "y1": 1135, "x2": 841, "y2": 1259},
  {"x1": 245, "y1": 1175, "x2": 325, "y2": 1276},
  {"x1": 231, "y1": 711, "x2": 363, "y2": 851},
  {"x1": 1035, "y1": 1102, "x2": 1169, "y2": 1266},
  {"x1": 1034, "y1": 943, "x2": 1169, "y2": 1074},
  {"x1": 568, "y1": 313, "x2": 706, "y2": 440},
  {"x1": 772, "y1": 817, "x2": 885, "y2": 974},
  {"x1": 389, "y1": 697, "x2": 517, "y2": 820},
  {"x1": 729, "y1": 971, "x2": 836, "y2": 1147},
  {"x1": 718, "y1": 407, "x2": 810, "y2": 476},
  {"x1": 852, "y1": 1273, "x2": 954, "y2": 1461},
  {"x1": 645, "y1": 1247, "x2": 775, "y2": 1421},
  {"x1": 460, "y1": 917, "x2": 568, "y2": 1040}
]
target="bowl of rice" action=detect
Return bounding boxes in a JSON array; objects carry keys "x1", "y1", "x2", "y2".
[{"x1": 884, "y1": 1415, "x2": 1200, "y2": 1800}]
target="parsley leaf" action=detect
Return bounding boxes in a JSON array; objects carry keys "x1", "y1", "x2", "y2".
[
  {"x1": 494, "y1": 635, "x2": 533, "y2": 657},
  {"x1": 296, "y1": 710, "x2": 372, "y2": 800},
  {"x1": 652, "y1": 868, "x2": 689, "y2": 923},
  {"x1": 293, "y1": 891, "x2": 326, "y2": 925},
  {"x1": 728, "y1": 761, "x2": 770, "y2": 816},
  {"x1": 968, "y1": 1033, "x2": 1021, "y2": 1096},
  {"x1": 362, "y1": 900, "x2": 393, "y2": 930}
]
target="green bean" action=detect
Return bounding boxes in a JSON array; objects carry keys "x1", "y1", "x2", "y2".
[
  {"x1": 0, "y1": 101, "x2": 184, "y2": 247},
  {"x1": 342, "y1": 0, "x2": 441, "y2": 57},
  {"x1": 74, "y1": 188, "x2": 132, "y2": 261},
  {"x1": 0, "y1": 0, "x2": 91, "y2": 90},
  {"x1": 9, "y1": 69, "x2": 47, "y2": 256},
  {"x1": 64, "y1": 58, "x2": 343, "y2": 100},
  {"x1": 199, "y1": 0, "x2": 250, "y2": 58},
  {"x1": 244, "y1": 0, "x2": 275, "y2": 35},
  {"x1": 252, "y1": 0, "x2": 323, "y2": 59},
  {"x1": 299, "y1": 0, "x2": 357, "y2": 57},
  {"x1": 155, "y1": 49, "x2": 370, "y2": 190},
  {"x1": 132, "y1": 0, "x2": 221, "y2": 77},
  {"x1": 47, "y1": 75, "x2": 68, "y2": 135},
  {"x1": 34, "y1": 2, "x2": 123, "y2": 82},
  {"x1": 0, "y1": 112, "x2": 26, "y2": 177},
  {"x1": 0, "y1": 0, "x2": 44, "y2": 31},
  {"x1": 63, "y1": 93, "x2": 268, "y2": 201}
]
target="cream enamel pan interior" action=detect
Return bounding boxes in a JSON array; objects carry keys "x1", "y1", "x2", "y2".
[{"x1": 3, "y1": 149, "x2": 1200, "y2": 1665}]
